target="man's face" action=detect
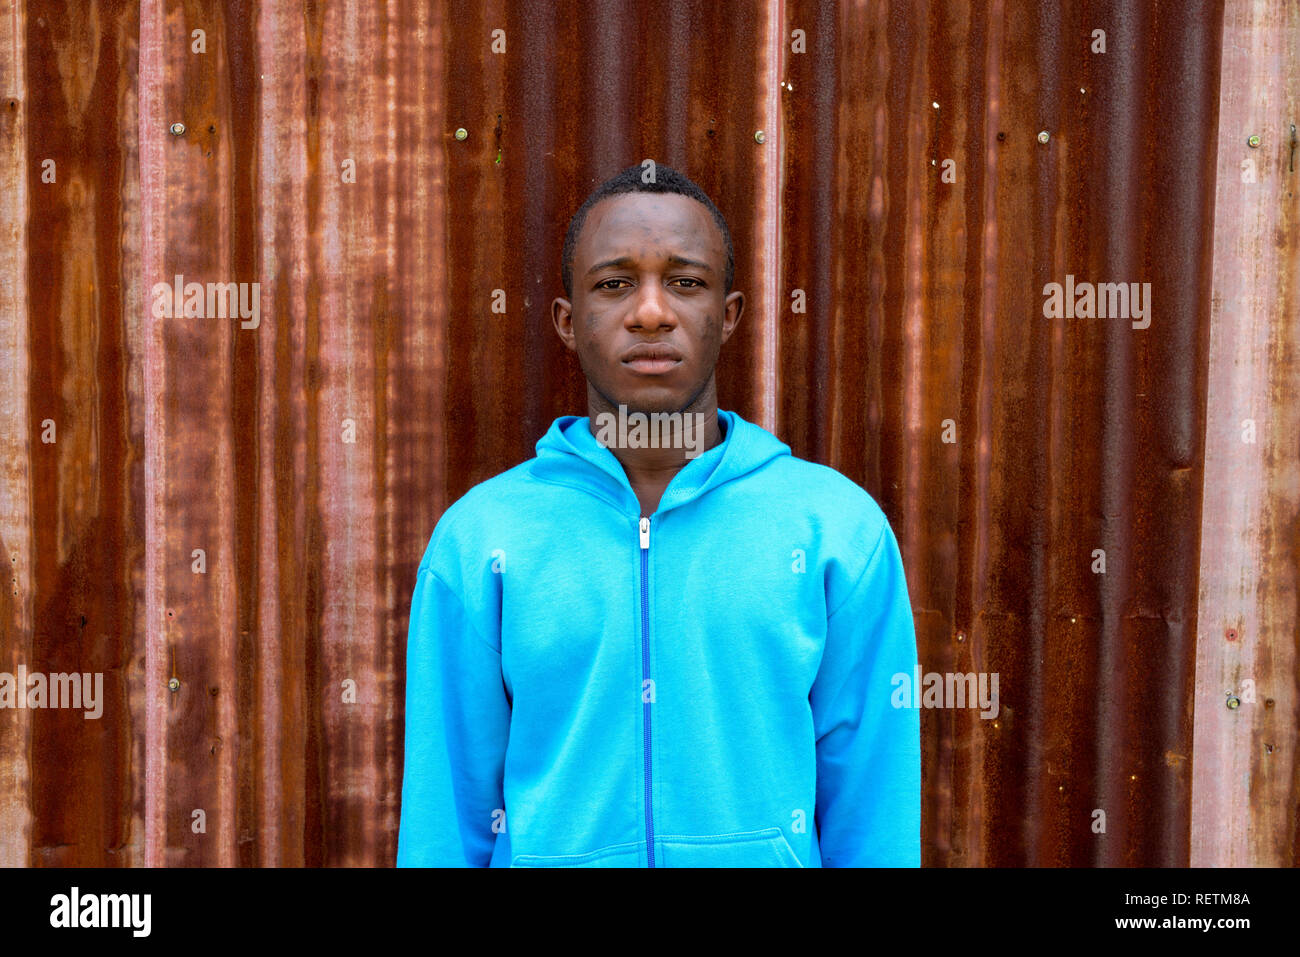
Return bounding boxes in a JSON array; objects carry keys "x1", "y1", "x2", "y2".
[{"x1": 553, "y1": 192, "x2": 744, "y2": 415}]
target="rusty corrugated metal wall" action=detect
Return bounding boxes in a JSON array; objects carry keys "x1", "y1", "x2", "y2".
[{"x1": 1, "y1": 0, "x2": 1296, "y2": 867}]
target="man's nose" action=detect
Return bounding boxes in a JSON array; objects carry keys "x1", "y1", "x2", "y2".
[{"x1": 627, "y1": 280, "x2": 677, "y2": 331}]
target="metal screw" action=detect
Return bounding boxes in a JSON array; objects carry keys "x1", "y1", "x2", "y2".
[
  {"x1": 1225, "y1": 627, "x2": 1238, "y2": 641},
  {"x1": 1226, "y1": 694, "x2": 1241, "y2": 710},
  {"x1": 454, "y1": 127, "x2": 467, "y2": 141},
  {"x1": 1247, "y1": 134, "x2": 1260, "y2": 149},
  {"x1": 754, "y1": 130, "x2": 766, "y2": 144},
  {"x1": 168, "y1": 677, "x2": 181, "y2": 692},
  {"x1": 169, "y1": 122, "x2": 185, "y2": 136},
  {"x1": 1037, "y1": 130, "x2": 1050, "y2": 144},
  {"x1": 1264, "y1": 743, "x2": 1274, "y2": 754},
  {"x1": 955, "y1": 631, "x2": 965, "y2": 642}
]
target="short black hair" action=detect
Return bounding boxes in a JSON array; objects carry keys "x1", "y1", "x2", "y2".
[{"x1": 561, "y1": 163, "x2": 735, "y2": 299}]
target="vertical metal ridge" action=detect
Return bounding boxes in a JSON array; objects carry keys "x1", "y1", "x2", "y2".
[
  {"x1": 969, "y1": 0, "x2": 1003, "y2": 869},
  {"x1": 137, "y1": 0, "x2": 166, "y2": 869},
  {"x1": 0, "y1": 0, "x2": 32, "y2": 871},
  {"x1": 758, "y1": 0, "x2": 785, "y2": 433}
]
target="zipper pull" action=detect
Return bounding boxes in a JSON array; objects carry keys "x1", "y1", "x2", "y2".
[{"x1": 639, "y1": 516, "x2": 650, "y2": 550}]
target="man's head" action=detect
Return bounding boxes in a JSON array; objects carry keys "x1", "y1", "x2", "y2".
[
  {"x1": 553, "y1": 164, "x2": 744, "y2": 418},
  {"x1": 560, "y1": 165, "x2": 735, "y2": 299}
]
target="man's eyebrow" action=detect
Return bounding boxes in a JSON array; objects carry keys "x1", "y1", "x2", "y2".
[
  {"x1": 666, "y1": 254, "x2": 715, "y2": 274},
  {"x1": 585, "y1": 254, "x2": 716, "y2": 277}
]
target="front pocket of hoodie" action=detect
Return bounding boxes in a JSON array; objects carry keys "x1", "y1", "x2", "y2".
[
  {"x1": 510, "y1": 841, "x2": 643, "y2": 868},
  {"x1": 658, "y1": 827, "x2": 804, "y2": 868}
]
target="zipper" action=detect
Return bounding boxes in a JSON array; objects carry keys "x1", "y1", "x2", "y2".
[{"x1": 639, "y1": 515, "x2": 655, "y2": 867}]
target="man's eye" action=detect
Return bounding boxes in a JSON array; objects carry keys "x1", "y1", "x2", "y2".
[
  {"x1": 597, "y1": 279, "x2": 629, "y2": 290},
  {"x1": 673, "y1": 278, "x2": 703, "y2": 287}
]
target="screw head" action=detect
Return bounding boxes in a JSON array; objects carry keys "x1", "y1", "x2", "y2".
[
  {"x1": 169, "y1": 122, "x2": 185, "y2": 136},
  {"x1": 1226, "y1": 694, "x2": 1241, "y2": 710},
  {"x1": 1037, "y1": 130, "x2": 1050, "y2": 144},
  {"x1": 167, "y1": 677, "x2": 181, "y2": 692},
  {"x1": 454, "y1": 127, "x2": 468, "y2": 141},
  {"x1": 1247, "y1": 134, "x2": 1260, "y2": 148},
  {"x1": 754, "y1": 130, "x2": 766, "y2": 144}
]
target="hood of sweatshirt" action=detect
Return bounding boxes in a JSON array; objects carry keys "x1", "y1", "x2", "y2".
[{"x1": 530, "y1": 408, "x2": 792, "y2": 517}]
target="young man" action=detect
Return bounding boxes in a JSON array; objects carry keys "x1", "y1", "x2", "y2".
[{"x1": 396, "y1": 164, "x2": 920, "y2": 867}]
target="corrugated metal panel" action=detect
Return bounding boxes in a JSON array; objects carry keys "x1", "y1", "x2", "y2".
[
  {"x1": 0, "y1": 0, "x2": 1294, "y2": 867},
  {"x1": 1191, "y1": 0, "x2": 1299, "y2": 867}
]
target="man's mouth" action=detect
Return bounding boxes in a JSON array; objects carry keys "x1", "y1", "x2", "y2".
[
  {"x1": 621, "y1": 344, "x2": 683, "y2": 375},
  {"x1": 624, "y1": 357, "x2": 682, "y2": 374}
]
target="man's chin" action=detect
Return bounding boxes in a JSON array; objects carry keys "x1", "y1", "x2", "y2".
[{"x1": 601, "y1": 394, "x2": 696, "y2": 417}]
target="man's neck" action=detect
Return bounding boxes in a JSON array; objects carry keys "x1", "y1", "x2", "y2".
[{"x1": 585, "y1": 385, "x2": 725, "y2": 516}]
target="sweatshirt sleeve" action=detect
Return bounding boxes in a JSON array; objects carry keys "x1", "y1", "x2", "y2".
[
  {"x1": 396, "y1": 565, "x2": 511, "y2": 867},
  {"x1": 811, "y1": 519, "x2": 921, "y2": 867}
]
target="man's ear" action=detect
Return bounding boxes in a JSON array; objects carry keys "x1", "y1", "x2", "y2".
[
  {"x1": 720, "y1": 290, "x2": 744, "y2": 346},
  {"x1": 552, "y1": 297, "x2": 577, "y2": 352}
]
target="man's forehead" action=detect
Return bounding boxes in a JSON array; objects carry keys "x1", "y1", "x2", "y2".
[{"x1": 581, "y1": 193, "x2": 721, "y2": 253}]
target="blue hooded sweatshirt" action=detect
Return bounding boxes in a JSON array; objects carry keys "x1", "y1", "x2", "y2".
[{"x1": 396, "y1": 409, "x2": 920, "y2": 867}]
